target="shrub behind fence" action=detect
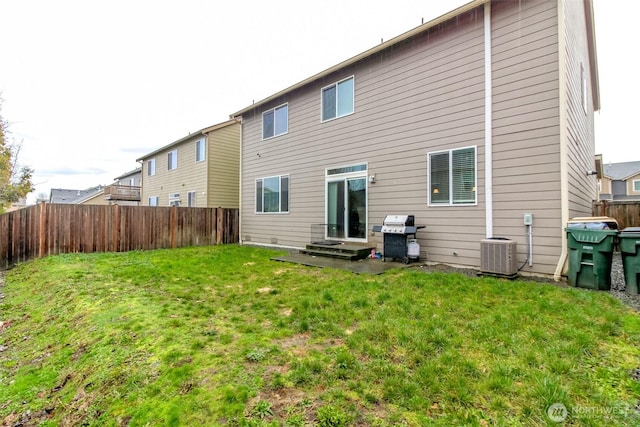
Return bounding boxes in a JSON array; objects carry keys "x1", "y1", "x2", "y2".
[{"x1": 0, "y1": 203, "x2": 239, "y2": 270}]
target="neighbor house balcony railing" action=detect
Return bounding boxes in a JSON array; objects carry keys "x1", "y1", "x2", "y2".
[{"x1": 103, "y1": 185, "x2": 141, "y2": 201}]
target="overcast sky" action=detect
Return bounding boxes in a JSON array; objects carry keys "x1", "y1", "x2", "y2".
[{"x1": 0, "y1": 0, "x2": 637, "y2": 203}]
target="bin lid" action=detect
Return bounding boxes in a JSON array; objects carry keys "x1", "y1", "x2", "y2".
[
  {"x1": 620, "y1": 227, "x2": 640, "y2": 234},
  {"x1": 567, "y1": 216, "x2": 618, "y2": 230}
]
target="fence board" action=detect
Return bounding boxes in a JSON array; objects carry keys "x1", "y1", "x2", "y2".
[
  {"x1": 0, "y1": 204, "x2": 239, "y2": 270},
  {"x1": 592, "y1": 200, "x2": 640, "y2": 230}
]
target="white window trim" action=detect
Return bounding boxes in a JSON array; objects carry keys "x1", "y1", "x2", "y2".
[
  {"x1": 195, "y1": 138, "x2": 206, "y2": 162},
  {"x1": 633, "y1": 179, "x2": 640, "y2": 193},
  {"x1": 428, "y1": 146, "x2": 478, "y2": 207},
  {"x1": 255, "y1": 174, "x2": 290, "y2": 214},
  {"x1": 321, "y1": 75, "x2": 355, "y2": 123},
  {"x1": 262, "y1": 103, "x2": 289, "y2": 141},
  {"x1": 148, "y1": 158, "x2": 156, "y2": 176},
  {"x1": 168, "y1": 149, "x2": 178, "y2": 171}
]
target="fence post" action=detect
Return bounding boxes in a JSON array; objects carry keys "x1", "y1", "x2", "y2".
[
  {"x1": 112, "y1": 204, "x2": 120, "y2": 252},
  {"x1": 216, "y1": 207, "x2": 223, "y2": 245},
  {"x1": 39, "y1": 202, "x2": 47, "y2": 259},
  {"x1": 171, "y1": 205, "x2": 177, "y2": 249}
]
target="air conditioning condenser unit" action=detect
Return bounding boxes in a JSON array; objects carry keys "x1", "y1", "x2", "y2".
[{"x1": 480, "y1": 238, "x2": 518, "y2": 277}]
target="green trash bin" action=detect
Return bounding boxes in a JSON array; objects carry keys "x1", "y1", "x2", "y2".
[
  {"x1": 619, "y1": 227, "x2": 640, "y2": 295},
  {"x1": 565, "y1": 218, "x2": 618, "y2": 290}
]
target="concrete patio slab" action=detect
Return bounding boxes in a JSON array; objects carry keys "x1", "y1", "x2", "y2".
[{"x1": 271, "y1": 253, "x2": 411, "y2": 275}]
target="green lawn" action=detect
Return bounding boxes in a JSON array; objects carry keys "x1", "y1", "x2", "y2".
[{"x1": 1, "y1": 245, "x2": 639, "y2": 426}]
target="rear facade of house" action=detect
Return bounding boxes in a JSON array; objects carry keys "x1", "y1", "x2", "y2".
[{"x1": 234, "y1": 0, "x2": 598, "y2": 277}]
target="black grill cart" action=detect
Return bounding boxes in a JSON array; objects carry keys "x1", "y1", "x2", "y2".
[{"x1": 372, "y1": 215, "x2": 425, "y2": 264}]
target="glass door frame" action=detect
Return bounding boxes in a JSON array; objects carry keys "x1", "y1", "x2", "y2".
[{"x1": 324, "y1": 164, "x2": 368, "y2": 243}]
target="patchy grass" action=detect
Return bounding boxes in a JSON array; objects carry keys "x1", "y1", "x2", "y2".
[{"x1": 1, "y1": 245, "x2": 640, "y2": 426}]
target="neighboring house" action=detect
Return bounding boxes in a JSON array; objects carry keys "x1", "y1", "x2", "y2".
[
  {"x1": 103, "y1": 167, "x2": 142, "y2": 205},
  {"x1": 114, "y1": 167, "x2": 142, "y2": 187},
  {"x1": 231, "y1": 0, "x2": 599, "y2": 278},
  {"x1": 599, "y1": 161, "x2": 640, "y2": 201},
  {"x1": 137, "y1": 119, "x2": 240, "y2": 208},
  {"x1": 49, "y1": 186, "x2": 105, "y2": 205}
]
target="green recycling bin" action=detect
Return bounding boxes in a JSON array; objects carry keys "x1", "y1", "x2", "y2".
[
  {"x1": 619, "y1": 227, "x2": 640, "y2": 295},
  {"x1": 565, "y1": 219, "x2": 618, "y2": 290}
]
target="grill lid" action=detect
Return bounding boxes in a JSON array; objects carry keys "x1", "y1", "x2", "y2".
[
  {"x1": 378, "y1": 215, "x2": 417, "y2": 234},
  {"x1": 383, "y1": 215, "x2": 415, "y2": 226}
]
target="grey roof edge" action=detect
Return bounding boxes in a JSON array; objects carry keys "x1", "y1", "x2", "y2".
[
  {"x1": 603, "y1": 161, "x2": 640, "y2": 180},
  {"x1": 136, "y1": 118, "x2": 240, "y2": 161},
  {"x1": 49, "y1": 186, "x2": 105, "y2": 204},
  {"x1": 113, "y1": 167, "x2": 142, "y2": 181}
]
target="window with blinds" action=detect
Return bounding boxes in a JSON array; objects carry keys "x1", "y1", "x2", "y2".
[{"x1": 428, "y1": 146, "x2": 477, "y2": 206}]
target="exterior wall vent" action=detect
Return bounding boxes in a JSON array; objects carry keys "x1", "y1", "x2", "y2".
[{"x1": 480, "y1": 238, "x2": 518, "y2": 277}]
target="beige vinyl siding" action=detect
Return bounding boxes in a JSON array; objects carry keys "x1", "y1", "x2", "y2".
[
  {"x1": 139, "y1": 121, "x2": 239, "y2": 208},
  {"x1": 207, "y1": 122, "x2": 240, "y2": 208},
  {"x1": 241, "y1": 8, "x2": 487, "y2": 263},
  {"x1": 79, "y1": 192, "x2": 108, "y2": 205},
  {"x1": 490, "y1": 0, "x2": 562, "y2": 275},
  {"x1": 563, "y1": 0, "x2": 597, "y2": 219},
  {"x1": 600, "y1": 177, "x2": 612, "y2": 195},
  {"x1": 141, "y1": 136, "x2": 208, "y2": 207}
]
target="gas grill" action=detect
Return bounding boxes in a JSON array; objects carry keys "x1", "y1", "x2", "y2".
[{"x1": 372, "y1": 215, "x2": 425, "y2": 263}]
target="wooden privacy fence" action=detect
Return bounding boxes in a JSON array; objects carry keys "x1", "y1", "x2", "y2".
[
  {"x1": 0, "y1": 203, "x2": 239, "y2": 270},
  {"x1": 592, "y1": 200, "x2": 640, "y2": 230}
]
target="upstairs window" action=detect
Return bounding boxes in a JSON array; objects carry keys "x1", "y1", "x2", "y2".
[
  {"x1": 429, "y1": 147, "x2": 477, "y2": 206},
  {"x1": 256, "y1": 175, "x2": 289, "y2": 214},
  {"x1": 196, "y1": 138, "x2": 206, "y2": 162},
  {"x1": 168, "y1": 150, "x2": 178, "y2": 170},
  {"x1": 263, "y1": 104, "x2": 288, "y2": 140},
  {"x1": 147, "y1": 159, "x2": 156, "y2": 176},
  {"x1": 634, "y1": 180, "x2": 640, "y2": 192},
  {"x1": 322, "y1": 76, "x2": 354, "y2": 121}
]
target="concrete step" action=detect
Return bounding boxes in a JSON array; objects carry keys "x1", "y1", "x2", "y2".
[{"x1": 302, "y1": 243, "x2": 375, "y2": 261}]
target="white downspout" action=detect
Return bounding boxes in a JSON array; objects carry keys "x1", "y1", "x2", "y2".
[
  {"x1": 554, "y1": 0, "x2": 569, "y2": 281},
  {"x1": 484, "y1": 2, "x2": 493, "y2": 238},
  {"x1": 237, "y1": 116, "x2": 243, "y2": 245}
]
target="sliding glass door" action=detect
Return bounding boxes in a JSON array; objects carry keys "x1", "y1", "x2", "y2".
[{"x1": 326, "y1": 173, "x2": 367, "y2": 241}]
